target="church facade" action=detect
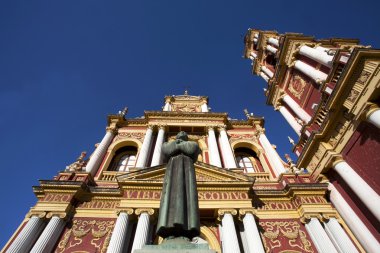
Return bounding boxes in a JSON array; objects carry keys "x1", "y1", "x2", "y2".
[
  {"x1": 3, "y1": 92, "x2": 367, "y2": 252},
  {"x1": 243, "y1": 28, "x2": 380, "y2": 252}
]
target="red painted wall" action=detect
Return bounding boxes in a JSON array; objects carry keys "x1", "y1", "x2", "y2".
[{"x1": 343, "y1": 121, "x2": 380, "y2": 194}]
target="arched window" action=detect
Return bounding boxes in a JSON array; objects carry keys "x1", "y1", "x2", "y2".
[
  {"x1": 236, "y1": 156, "x2": 255, "y2": 172},
  {"x1": 114, "y1": 153, "x2": 136, "y2": 172},
  {"x1": 234, "y1": 147, "x2": 263, "y2": 173},
  {"x1": 109, "y1": 146, "x2": 137, "y2": 172}
]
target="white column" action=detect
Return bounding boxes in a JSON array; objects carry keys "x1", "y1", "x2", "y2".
[
  {"x1": 151, "y1": 126, "x2": 165, "y2": 166},
  {"x1": 305, "y1": 217, "x2": 338, "y2": 253},
  {"x1": 201, "y1": 102, "x2": 209, "y2": 112},
  {"x1": 328, "y1": 183, "x2": 380, "y2": 253},
  {"x1": 6, "y1": 216, "x2": 46, "y2": 253},
  {"x1": 242, "y1": 213, "x2": 265, "y2": 253},
  {"x1": 268, "y1": 37, "x2": 279, "y2": 47},
  {"x1": 163, "y1": 102, "x2": 171, "y2": 111},
  {"x1": 260, "y1": 72, "x2": 270, "y2": 82},
  {"x1": 207, "y1": 127, "x2": 222, "y2": 167},
  {"x1": 278, "y1": 106, "x2": 302, "y2": 135},
  {"x1": 135, "y1": 126, "x2": 154, "y2": 168},
  {"x1": 107, "y1": 211, "x2": 131, "y2": 253},
  {"x1": 299, "y1": 45, "x2": 334, "y2": 67},
  {"x1": 266, "y1": 44, "x2": 278, "y2": 54},
  {"x1": 333, "y1": 160, "x2": 380, "y2": 221},
  {"x1": 294, "y1": 60, "x2": 328, "y2": 83},
  {"x1": 30, "y1": 216, "x2": 66, "y2": 253},
  {"x1": 218, "y1": 126, "x2": 237, "y2": 168},
  {"x1": 258, "y1": 132, "x2": 286, "y2": 176},
  {"x1": 220, "y1": 212, "x2": 240, "y2": 253},
  {"x1": 367, "y1": 108, "x2": 380, "y2": 128},
  {"x1": 324, "y1": 218, "x2": 359, "y2": 253},
  {"x1": 86, "y1": 128, "x2": 116, "y2": 176},
  {"x1": 261, "y1": 66, "x2": 274, "y2": 78},
  {"x1": 282, "y1": 95, "x2": 311, "y2": 123},
  {"x1": 131, "y1": 211, "x2": 151, "y2": 252}
]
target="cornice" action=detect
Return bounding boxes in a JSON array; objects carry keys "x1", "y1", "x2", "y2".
[{"x1": 144, "y1": 110, "x2": 228, "y2": 119}]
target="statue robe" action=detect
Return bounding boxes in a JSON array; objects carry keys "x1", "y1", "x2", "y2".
[{"x1": 156, "y1": 139, "x2": 200, "y2": 239}]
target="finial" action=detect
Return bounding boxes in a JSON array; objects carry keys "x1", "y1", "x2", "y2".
[
  {"x1": 243, "y1": 108, "x2": 250, "y2": 119},
  {"x1": 118, "y1": 107, "x2": 128, "y2": 117},
  {"x1": 284, "y1": 154, "x2": 293, "y2": 163},
  {"x1": 284, "y1": 153, "x2": 298, "y2": 173},
  {"x1": 288, "y1": 136, "x2": 295, "y2": 146}
]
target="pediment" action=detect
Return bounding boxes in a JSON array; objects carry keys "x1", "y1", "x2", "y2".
[{"x1": 117, "y1": 162, "x2": 255, "y2": 185}]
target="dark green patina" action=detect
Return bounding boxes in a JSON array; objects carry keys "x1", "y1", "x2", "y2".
[{"x1": 156, "y1": 131, "x2": 201, "y2": 239}]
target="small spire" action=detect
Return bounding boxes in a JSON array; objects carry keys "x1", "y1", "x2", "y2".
[
  {"x1": 243, "y1": 108, "x2": 251, "y2": 119},
  {"x1": 118, "y1": 107, "x2": 128, "y2": 117},
  {"x1": 184, "y1": 85, "x2": 190, "y2": 96},
  {"x1": 288, "y1": 136, "x2": 295, "y2": 146}
]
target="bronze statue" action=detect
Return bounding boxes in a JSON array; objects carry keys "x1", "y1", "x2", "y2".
[{"x1": 156, "y1": 131, "x2": 200, "y2": 239}]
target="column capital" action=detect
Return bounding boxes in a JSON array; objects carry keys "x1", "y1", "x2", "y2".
[
  {"x1": 255, "y1": 127, "x2": 266, "y2": 137},
  {"x1": 46, "y1": 211, "x2": 69, "y2": 220},
  {"x1": 26, "y1": 211, "x2": 47, "y2": 219},
  {"x1": 207, "y1": 125, "x2": 217, "y2": 131},
  {"x1": 106, "y1": 126, "x2": 118, "y2": 134},
  {"x1": 217, "y1": 208, "x2": 237, "y2": 220},
  {"x1": 217, "y1": 124, "x2": 227, "y2": 131},
  {"x1": 146, "y1": 124, "x2": 155, "y2": 130},
  {"x1": 238, "y1": 208, "x2": 256, "y2": 219},
  {"x1": 321, "y1": 213, "x2": 340, "y2": 222},
  {"x1": 116, "y1": 208, "x2": 134, "y2": 216},
  {"x1": 157, "y1": 124, "x2": 167, "y2": 131},
  {"x1": 300, "y1": 213, "x2": 323, "y2": 224},
  {"x1": 165, "y1": 97, "x2": 173, "y2": 103},
  {"x1": 364, "y1": 102, "x2": 380, "y2": 118},
  {"x1": 135, "y1": 208, "x2": 155, "y2": 216},
  {"x1": 331, "y1": 155, "x2": 344, "y2": 167}
]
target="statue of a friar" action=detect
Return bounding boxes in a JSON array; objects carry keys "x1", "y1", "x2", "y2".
[{"x1": 156, "y1": 131, "x2": 201, "y2": 239}]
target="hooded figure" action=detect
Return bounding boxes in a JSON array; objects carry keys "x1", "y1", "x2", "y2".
[{"x1": 156, "y1": 131, "x2": 201, "y2": 239}]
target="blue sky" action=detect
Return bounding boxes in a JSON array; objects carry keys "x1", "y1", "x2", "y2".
[{"x1": 1, "y1": 0, "x2": 379, "y2": 247}]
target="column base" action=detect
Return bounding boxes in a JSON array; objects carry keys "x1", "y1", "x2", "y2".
[{"x1": 134, "y1": 237, "x2": 216, "y2": 253}]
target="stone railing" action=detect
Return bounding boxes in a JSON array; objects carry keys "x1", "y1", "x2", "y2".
[
  {"x1": 246, "y1": 172, "x2": 271, "y2": 182},
  {"x1": 99, "y1": 171, "x2": 126, "y2": 181}
]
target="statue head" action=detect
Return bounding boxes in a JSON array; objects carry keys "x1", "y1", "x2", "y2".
[{"x1": 176, "y1": 131, "x2": 188, "y2": 141}]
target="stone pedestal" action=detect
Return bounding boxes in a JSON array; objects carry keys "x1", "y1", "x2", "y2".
[{"x1": 134, "y1": 237, "x2": 216, "y2": 253}]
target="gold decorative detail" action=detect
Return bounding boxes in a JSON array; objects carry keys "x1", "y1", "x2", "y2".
[
  {"x1": 116, "y1": 208, "x2": 134, "y2": 215},
  {"x1": 239, "y1": 208, "x2": 256, "y2": 219},
  {"x1": 105, "y1": 126, "x2": 118, "y2": 134},
  {"x1": 357, "y1": 70, "x2": 371, "y2": 84},
  {"x1": 217, "y1": 208, "x2": 237, "y2": 220},
  {"x1": 56, "y1": 219, "x2": 115, "y2": 253},
  {"x1": 135, "y1": 208, "x2": 155, "y2": 216},
  {"x1": 229, "y1": 133, "x2": 257, "y2": 141},
  {"x1": 288, "y1": 75, "x2": 306, "y2": 99},
  {"x1": 346, "y1": 89, "x2": 360, "y2": 104},
  {"x1": 46, "y1": 212, "x2": 68, "y2": 219},
  {"x1": 171, "y1": 103, "x2": 200, "y2": 112},
  {"x1": 260, "y1": 221, "x2": 314, "y2": 253},
  {"x1": 65, "y1": 152, "x2": 87, "y2": 172},
  {"x1": 116, "y1": 131, "x2": 145, "y2": 141},
  {"x1": 26, "y1": 211, "x2": 47, "y2": 218}
]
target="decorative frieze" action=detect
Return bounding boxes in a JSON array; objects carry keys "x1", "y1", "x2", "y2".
[
  {"x1": 55, "y1": 218, "x2": 115, "y2": 253},
  {"x1": 259, "y1": 220, "x2": 315, "y2": 253}
]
